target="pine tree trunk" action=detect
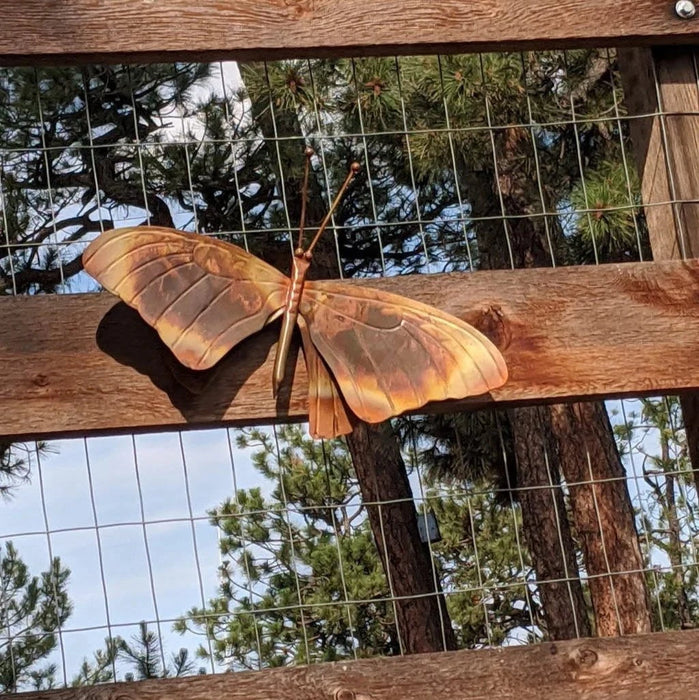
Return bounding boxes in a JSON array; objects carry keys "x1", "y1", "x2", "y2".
[
  {"x1": 346, "y1": 422, "x2": 457, "y2": 653},
  {"x1": 462, "y1": 111, "x2": 651, "y2": 638},
  {"x1": 549, "y1": 402, "x2": 652, "y2": 635},
  {"x1": 464, "y1": 169, "x2": 591, "y2": 639},
  {"x1": 510, "y1": 406, "x2": 592, "y2": 639}
]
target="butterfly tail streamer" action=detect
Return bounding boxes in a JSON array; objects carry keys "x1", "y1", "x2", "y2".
[{"x1": 298, "y1": 316, "x2": 355, "y2": 439}]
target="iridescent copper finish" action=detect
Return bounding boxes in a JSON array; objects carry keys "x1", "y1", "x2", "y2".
[{"x1": 83, "y1": 151, "x2": 508, "y2": 439}]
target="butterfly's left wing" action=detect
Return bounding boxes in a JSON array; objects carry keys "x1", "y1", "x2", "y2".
[
  {"x1": 299, "y1": 281, "x2": 508, "y2": 424},
  {"x1": 83, "y1": 226, "x2": 289, "y2": 370}
]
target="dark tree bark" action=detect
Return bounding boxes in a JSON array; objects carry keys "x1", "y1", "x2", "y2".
[
  {"x1": 462, "y1": 158, "x2": 592, "y2": 639},
  {"x1": 511, "y1": 406, "x2": 592, "y2": 639},
  {"x1": 550, "y1": 402, "x2": 651, "y2": 636},
  {"x1": 347, "y1": 422, "x2": 457, "y2": 653}
]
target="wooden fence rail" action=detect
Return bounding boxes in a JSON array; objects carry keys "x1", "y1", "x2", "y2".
[
  {"x1": 17, "y1": 629, "x2": 699, "y2": 700},
  {"x1": 0, "y1": 0, "x2": 698, "y2": 65},
  {"x1": 2, "y1": 259, "x2": 698, "y2": 440}
]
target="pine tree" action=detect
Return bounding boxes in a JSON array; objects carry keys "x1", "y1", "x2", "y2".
[
  {"x1": 0, "y1": 542, "x2": 72, "y2": 692},
  {"x1": 1, "y1": 51, "x2": 657, "y2": 645},
  {"x1": 177, "y1": 425, "x2": 535, "y2": 667},
  {"x1": 71, "y1": 623, "x2": 204, "y2": 685},
  {"x1": 70, "y1": 640, "x2": 119, "y2": 687},
  {"x1": 119, "y1": 622, "x2": 199, "y2": 680}
]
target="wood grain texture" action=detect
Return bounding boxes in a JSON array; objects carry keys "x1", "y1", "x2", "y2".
[
  {"x1": 618, "y1": 46, "x2": 699, "y2": 492},
  {"x1": 0, "y1": 0, "x2": 698, "y2": 66},
  {"x1": 619, "y1": 47, "x2": 699, "y2": 259},
  {"x1": 16, "y1": 629, "x2": 699, "y2": 700},
  {"x1": 2, "y1": 259, "x2": 699, "y2": 440}
]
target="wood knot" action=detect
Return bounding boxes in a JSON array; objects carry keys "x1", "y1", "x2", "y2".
[
  {"x1": 332, "y1": 690, "x2": 375, "y2": 700},
  {"x1": 33, "y1": 373, "x2": 50, "y2": 387},
  {"x1": 473, "y1": 305, "x2": 511, "y2": 350},
  {"x1": 334, "y1": 691, "x2": 356, "y2": 700},
  {"x1": 568, "y1": 645, "x2": 632, "y2": 682},
  {"x1": 283, "y1": 0, "x2": 314, "y2": 17},
  {"x1": 577, "y1": 647, "x2": 598, "y2": 667}
]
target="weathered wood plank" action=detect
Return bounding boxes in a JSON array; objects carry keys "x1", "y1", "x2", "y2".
[
  {"x1": 619, "y1": 47, "x2": 699, "y2": 259},
  {"x1": 1, "y1": 260, "x2": 698, "y2": 440},
  {"x1": 16, "y1": 629, "x2": 699, "y2": 700},
  {"x1": 619, "y1": 46, "x2": 699, "y2": 493},
  {"x1": 0, "y1": 0, "x2": 698, "y2": 66}
]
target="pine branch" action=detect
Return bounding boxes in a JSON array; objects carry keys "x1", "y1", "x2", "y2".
[{"x1": 1, "y1": 253, "x2": 84, "y2": 294}]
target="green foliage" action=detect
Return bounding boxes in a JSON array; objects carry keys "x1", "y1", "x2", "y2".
[
  {"x1": 177, "y1": 425, "x2": 396, "y2": 669},
  {"x1": 0, "y1": 441, "x2": 54, "y2": 500},
  {"x1": 70, "y1": 640, "x2": 119, "y2": 687},
  {"x1": 567, "y1": 161, "x2": 647, "y2": 263},
  {"x1": 0, "y1": 542, "x2": 72, "y2": 693},
  {"x1": 118, "y1": 622, "x2": 199, "y2": 680},
  {"x1": 0, "y1": 443, "x2": 31, "y2": 499},
  {"x1": 70, "y1": 623, "x2": 204, "y2": 686},
  {"x1": 430, "y1": 487, "x2": 538, "y2": 646},
  {"x1": 612, "y1": 397, "x2": 699, "y2": 630},
  {"x1": 396, "y1": 411, "x2": 514, "y2": 489},
  {"x1": 178, "y1": 425, "x2": 536, "y2": 667}
]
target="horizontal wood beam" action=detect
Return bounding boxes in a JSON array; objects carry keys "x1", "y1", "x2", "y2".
[
  {"x1": 1, "y1": 0, "x2": 699, "y2": 66},
  {"x1": 17, "y1": 629, "x2": 699, "y2": 700},
  {"x1": 2, "y1": 259, "x2": 699, "y2": 440}
]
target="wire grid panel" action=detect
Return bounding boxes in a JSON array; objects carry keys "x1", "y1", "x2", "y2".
[
  {"x1": 0, "y1": 401, "x2": 696, "y2": 684},
  {"x1": 2, "y1": 48, "x2": 677, "y2": 296},
  {"x1": 0, "y1": 48, "x2": 697, "y2": 688}
]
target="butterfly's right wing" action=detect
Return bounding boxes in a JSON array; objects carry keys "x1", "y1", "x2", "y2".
[
  {"x1": 299, "y1": 280, "x2": 507, "y2": 425},
  {"x1": 83, "y1": 226, "x2": 289, "y2": 371}
]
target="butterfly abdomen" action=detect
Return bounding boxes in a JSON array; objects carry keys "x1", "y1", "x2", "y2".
[{"x1": 272, "y1": 254, "x2": 313, "y2": 395}]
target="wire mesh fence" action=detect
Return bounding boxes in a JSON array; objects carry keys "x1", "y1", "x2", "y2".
[{"x1": 0, "y1": 47, "x2": 698, "y2": 691}]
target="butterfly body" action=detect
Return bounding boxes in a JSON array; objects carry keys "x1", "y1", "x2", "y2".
[{"x1": 273, "y1": 251, "x2": 311, "y2": 396}]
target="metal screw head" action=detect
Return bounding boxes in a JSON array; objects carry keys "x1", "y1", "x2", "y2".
[{"x1": 676, "y1": 0, "x2": 696, "y2": 19}]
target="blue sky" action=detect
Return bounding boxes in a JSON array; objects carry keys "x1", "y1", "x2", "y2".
[
  {"x1": 0, "y1": 421, "x2": 429, "y2": 680},
  {"x1": 0, "y1": 427, "x2": 270, "y2": 678}
]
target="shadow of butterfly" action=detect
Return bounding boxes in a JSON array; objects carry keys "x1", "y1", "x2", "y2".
[{"x1": 82, "y1": 157, "x2": 507, "y2": 439}]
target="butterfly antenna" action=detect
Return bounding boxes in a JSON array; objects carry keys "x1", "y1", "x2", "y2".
[
  {"x1": 296, "y1": 146, "x2": 314, "y2": 250},
  {"x1": 305, "y1": 161, "x2": 360, "y2": 256}
]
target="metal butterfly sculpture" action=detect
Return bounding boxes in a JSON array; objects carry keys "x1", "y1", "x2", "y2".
[{"x1": 83, "y1": 149, "x2": 508, "y2": 439}]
